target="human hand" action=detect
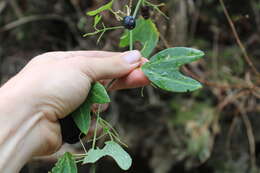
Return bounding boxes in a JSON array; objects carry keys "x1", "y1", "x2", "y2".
[{"x1": 0, "y1": 50, "x2": 149, "y2": 172}]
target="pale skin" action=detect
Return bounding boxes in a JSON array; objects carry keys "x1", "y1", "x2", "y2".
[{"x1": 0, "y1": 50, "x2": 149, "y2": 172}]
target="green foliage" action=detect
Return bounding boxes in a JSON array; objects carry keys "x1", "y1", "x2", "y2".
[
  {"x1": 170, "y1": 99, "x2": 217, "y2": 168},
  {"x1": 87, "y1": 0, "x2": 114, "y2": 16},
  {"x1": 119, "y1": 18, "x2": 159, "y2": 57},
  {"x1": 186, "y1": 125, "x2": 211, "y2": 162},
  {"x1": 56, "y1": 1, "x2": 206, "y2": 172},
  {"x1": 142, "y1": 47, "x2": 204, "y2": 92},
  {"x1": 72, "y1": 82, "x2": 110, "y2": 134},
  {"x1": 88, "y1": 82, "x2": 110, "y2": 104},
  {"x1": 83, "y1": 141, "x2": 132, "y2": 170},
  {"x1": 51, "y1": 152, "x2": 77, "y2": 173},
  {"x1": 213, "y1": 159, "x2": 249, "y2": 173},
  {"x1": 72, "y1": 99, "x2": 92, "y2": 135},
  {"x1": 94, "y1": 15, "x2": 102, "y2": 29},
  {"x1": 142, "y1": 0, "x2": 169, "y2": 19}
]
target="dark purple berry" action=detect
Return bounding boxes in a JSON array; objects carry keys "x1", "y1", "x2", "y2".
[
  {"x1": 141, "y1": 6, "x2": 150, "y2": 19},
  {"x1": 123, "y1": 16, "x2": 136, "y2": 30}
]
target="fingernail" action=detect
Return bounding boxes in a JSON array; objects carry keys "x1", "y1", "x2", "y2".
[
  {"x1": 122, "y1": 50, "x2": 141, "y2": 64},
  {"x1": 141, "y1": 58, "x2": 149, "y2": 65}
]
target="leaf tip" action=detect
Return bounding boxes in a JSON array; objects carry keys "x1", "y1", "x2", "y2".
[
  {"x1": 86, "y1": 11, "x2": 94, "y2": 16},
  {"x1": 194, "y1": 83, "x2": 203, "y2": 90}
]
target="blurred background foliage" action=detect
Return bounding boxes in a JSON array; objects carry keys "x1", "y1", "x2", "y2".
[{"x1": 0, "y1": 0, "x2": 260, "y2": 172}]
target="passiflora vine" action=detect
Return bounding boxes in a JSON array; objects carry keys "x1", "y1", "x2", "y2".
[{"x1": 52, "y1": 0, "x2": 205, "y2": 172}]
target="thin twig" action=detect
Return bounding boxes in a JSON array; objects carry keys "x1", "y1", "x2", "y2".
[
  {"x1": 250, "y1": 0, "x2": 260, "y2": 32},
  {"x1": 129, "y1": 0, "x2": 133, "y2": 10},
  {"x1": 235, "y1": 102, "x2": 256, "y2": 168},
  {"x1": 0, "y1": 14, "x2": 67, "y2": 32},
  {"x1": 159, "y1": 34, "x2": 171, "y2": 48},
  {"x1": 83, "y1": 26, "x2": 124, "y2": 37},
  {"x1": 219, "y1": 0, "x2": 260, "y2": 76},
  {"x1": 9, "y1": 0, "x2": 24, "y2": 18},
  {"x1": 0, "y1": 1, "x2": 7, "y2": 14},
  {"x1": 0, "y1": 13, "x2": 85, "y2": 48},
  {"x1": 225, "y1": 114, "x2": 239, "y2": 159},
  {"x1": 182, "y1": 67, "x2": 253, "y2": 90},
  {"x1": 217, "y1": 90, "x2": 251, "y2": 111}
]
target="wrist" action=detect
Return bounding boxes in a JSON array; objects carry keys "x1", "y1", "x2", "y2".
[{"x1": 0, "y1": 86, "x2": 49, "y2": 172}]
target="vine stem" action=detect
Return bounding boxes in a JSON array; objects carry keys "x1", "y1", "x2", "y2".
[
  {"x1": 105, "y1": 0, "x2": 144, "y2": 88},
  {"x1": 129, "y1": 0, "x2": 143, "y2": 50},
  {"x1": 219, "y1": 0, "x2": 260, "y2": 76},
  {"x1": 92, "y1": 105, "x2": 101, "y2": 149},
  {"x1": 83, "y1": 26, "x2": 124, "y2": 37},
  {"x1": 130, "y1": 31, "x2": 133, "y2": 50},
  {"x1": 133, "y1": 0, "x2": 143, "y2": 18},
  {"x1": 91, "y1": 0, "x2": 144, "y2": 148},
  {"x1": 90, "y1": 165, "x2": 96, "y2": 173}
]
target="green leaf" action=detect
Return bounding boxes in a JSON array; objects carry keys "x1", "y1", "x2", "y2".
[
  {"x1": 51, "y1": 152, "x2": 77, "y2": 173},
  {"x1": 119, "y1": 18, "x2": 159, "y2": 58},
  {"x1": 141, "y1": 47, "x2": 205, "y2": 92},
  {"x1": 82, "y1": 148, "x2": 104, "y2": 163},
  {"x1": 87, "y1": 0, "x2": 114, "y2": 16},
  {"x1": 72, "y1": 82, "x2": 110, "y2": 135},
  {"x1": 88, "y1": 82, "x2": 110, "y2": 104},
  {"x1": 94, "y1": 15, "x2": 102, "y2": 28},
  {"x1": 83, "y1": 141, "x2": 132, "y2": 170},
  {"x1": 72, "y1": 99, "x2": 91, "y2": 135}
]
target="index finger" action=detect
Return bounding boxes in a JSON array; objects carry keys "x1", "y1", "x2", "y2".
[{"x1": 66, "y1": 51, "x2": 124, "y2": 58}]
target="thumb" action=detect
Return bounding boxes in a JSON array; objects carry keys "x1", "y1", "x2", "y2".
[{"x1": 74, "y1": 50, "x2": 142, "y2": 81}]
